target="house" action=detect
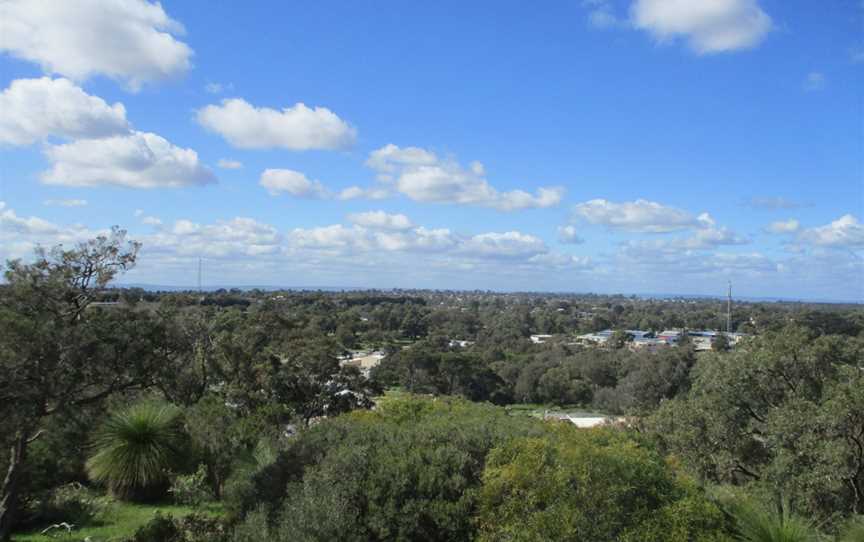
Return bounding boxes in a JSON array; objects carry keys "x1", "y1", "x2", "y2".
[
  {"x1": 530, "y1": 334, "x2": 554, "y2": 344},
  {"x1": 341, "y1": 351, "x2": 385, "y2": 376},
  {"x1": 657, "y1": 330, "x2": 682, "y2": 344},
  {"x1": 543, "y1": 411, "x2": 626, "y2": 428}
]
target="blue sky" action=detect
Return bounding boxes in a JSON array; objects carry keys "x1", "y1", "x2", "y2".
[{"x1": 0, "y1": 0, "x2": 862, "y2": 300}]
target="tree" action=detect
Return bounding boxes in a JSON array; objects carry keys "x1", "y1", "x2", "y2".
[
  {"x1": 86, "y1": 401, "x2": 186, "y2": 501},
  {"x1": 231, "y1": 396, "x2": 544, "y2": 541},
  {"x1": 0, "y1": 228, "x2": 144, "y2": 539},
  {"x1": 647, "y1": 326, "x2": 864, "y2": 527},
  {"x1": 608, "y1": 330, "x2": 634, "y2": 349},
  {"x1": 476, "y1": 427, "x2": 729, "y2": 541},
  {"x1": 712, "y1": 333, "x2": 731, "y2": 352}
]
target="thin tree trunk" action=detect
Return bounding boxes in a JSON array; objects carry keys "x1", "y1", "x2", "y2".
[{"x1": 0, "y1": 430, "x2": 29, "y2": 542}]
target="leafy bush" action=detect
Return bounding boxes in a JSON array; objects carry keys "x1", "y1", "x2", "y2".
[
  {"x1": 229, "y1": 507, "x2": 270, "y2": 542},
  {"x1": 126, "y1": 512, "x2": 228, "y2": 542},
  {"x1": 169, "y1": 464, "x2": 213, "y2": 507},
  {"x1": 476, "y1": 426, "x2": 730, "y2": 541},
  {"x1": 231, "y1": 395, "x2": 544, "y2": 541},
  {"x1": 32, "y1": 482, "x2": 113, "y2": 528},
  {"x1": 86, "y1": 401, "x2": 186, "y2": 501}
]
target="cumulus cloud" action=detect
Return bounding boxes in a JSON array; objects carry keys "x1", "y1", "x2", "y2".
[
  {"x1": 42, "y1": 131, "x2": 216, "y2": 188},
  {"x1": 558, "y1": 225, "x2": 584, "y2": 244},
  {"x1": 766, "y1": 219, "x2": 800, "y2": 234},
  {"x1": 196, "y1": 98, "x2": 356, "y2": 151},
  {"x1": 0, "y1": 0, "x2": 192, "y2": 90},
  {"x1": 572, "y1": 198, "x2": 701, "y2": 233},
  {"x1": 459, "y1": 231, "x2": 548, "y2": 259},
  {"x1": 259, "y1": 169, "x2": 331, "y2": 199},
  {"x1": 363, "y1": 144, "x2": 564, "y2": 211},
  {"x1": 142, "y1": 217, "x2": 283, "y2": 258},
  {"x1": 630, "y1": 0, "x2": 772, "y2": 54},
  {"x1": 798, "y1": 215, "x2": 864, "y2": 248},
  {"x1": 43, "y1": 199, "x2": 88, "y2": 207},
  {"x1": 0, "y1": 201, "x2": 104, "y2": 261},
  {"x1": 619, "y1": 239, "x2": 776, "y2": 277},
  {"x1": 682, "y1": 223, "x2": 749, "y2": 249},
  {"x1": 0, "y1": 77, "x2": 129, "y2": 145},
  {"x1": 217, "y1": 159, "x2": 243, "y2": 169},
  {"x1": 347, "y1": 211, "x2": 413, "y2": 231}
]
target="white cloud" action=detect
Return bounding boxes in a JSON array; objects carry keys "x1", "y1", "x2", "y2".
[
  {"x1": 526, "y1": 252, "x2": 593, "y2": 270},
  {"x1": 558, "y1": 225, "x2": 584, "y2": 244},
  {"x1": 766, "y1": 219, "x2": 800, "y2": 234},
  {"x1": 363, "y1": 144, "x2": 564, "y2": 211},
  {"x1": 459, "y1": 231, "x2": 548, "y2": 259},
  {"x1": 144, "y1": 217, "x2": 282, "y2": 258},
  {"x1": 798, "y1": 215, "x2": 864, "y2": 248},
  {"x1": 217, "y1": 159, "x2": 243, "y2": 169},
  {"x1": 366, "y1": 143, "x2": 439, "y2": 174},
  {"x1": 43, "y1": 199, "x2": 88, "y2": 207},
  {"x1": 573, "y1": 198, "x2": 701, "y2": 233},
  {"x1": 683, "y1": 223, "x2": 749, "y2": 249},
  {"x1": 196, "y1": 98, "x2": 356, "y2": 151},
  {"x1": 803, "y1": 72, "x2": 826, "y2": 92},
  {"x1": 141, "y1": 215, "x2": 162, "y2": 226},
  {"x1": 0, "y1": 201, "x2": 104, "y2": 261},
  {"x1": 347, "y1": 211, "x2": 413, "y2": 231},
  {"x1": 42, "y1": 131, "x2": 216, "y2": 188},
  {"x1": 630, "y1": 0, "x2": 772, "y2": 54},
  {"x1": 0, "y1": 77, "x2": 129, "y2": 145},
  {"x1": 259, "y1": 169, "x2": 331, "y2": 199},
  {"x1": 0, "y1": 0, "x2": 192, "y2": 90}
]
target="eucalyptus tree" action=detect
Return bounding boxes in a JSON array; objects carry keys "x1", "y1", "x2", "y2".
[{"x1": 0, "y1": 228, "x2": 149, "y2": 539}]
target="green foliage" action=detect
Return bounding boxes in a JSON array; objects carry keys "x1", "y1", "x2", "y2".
[
  {"x1": 31, "y1": 483, "x2": 113, "y2": 529},
  {"x1": 86, "y1": 402, "x2": 186, "y2": 501},
  {"x1": 232, "y1": 396, "x2": 544, "y2": 541},
  {"x1": 722, "y1": 496, "x2": 820, "y2": 542},
  {"x1": 647, "y1": 325, "x2": 864, "y2": 528},
  {"x1": 169, "y1": 465, "x2": 212, "y2": 507},
  {"x1": 837, "y1": 516, "x2": 864, "y2": 542},
  {"x1": 228, "y1": 507, "x2": 270, "y2": 542},
  {"x1": 476, "y1": 426, "x2": 729, "y2": 542},
  {"x1": 125, "y1": 512, "x2": 227, "y2": 542}
]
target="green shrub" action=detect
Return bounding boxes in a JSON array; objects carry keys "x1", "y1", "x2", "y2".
[
  {"x1": 33, "y1": 482, "x2": 113, "y2": 528},
  {"x1": 229, "y1": 507, "x2": 271, "y2": 542},
  {"x1": 476, "y1": 426, "x2": 731, "y2": 542},
  {"x1": 233, "y1": 395, "x2": 544, "y2": 541},
  {"x1": 169, "y1": 464, "x2": 213, "y2": 507},
  {"x1": 126, "y1": 512, "x2": 228, "y2": 542},
  {"x1": 86, "y1": 401, "x2": 186, "y2": 501}
]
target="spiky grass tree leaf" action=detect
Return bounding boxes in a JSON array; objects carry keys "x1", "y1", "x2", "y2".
[
  {"x1": 727, "y1": 497, "x2": 820, "y2": 542},
  {"x1": 86, "y1": 401, "x2": 185, "y2": 500}
]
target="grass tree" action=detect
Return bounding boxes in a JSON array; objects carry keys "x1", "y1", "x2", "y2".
[
  {"x1": 86, "y1": 401, "x2": 186, "y2": 501},
  {"x1": 726, "y1": 496, "x2": 820, "y2": 542}
]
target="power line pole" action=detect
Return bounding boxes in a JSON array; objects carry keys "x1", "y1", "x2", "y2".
[
  {"x1": 197, "y1": 257, "x2": 202, "y2": 293},
  {"x1": 726, "y1": 280, "x2": 732, "y2": 333}
]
